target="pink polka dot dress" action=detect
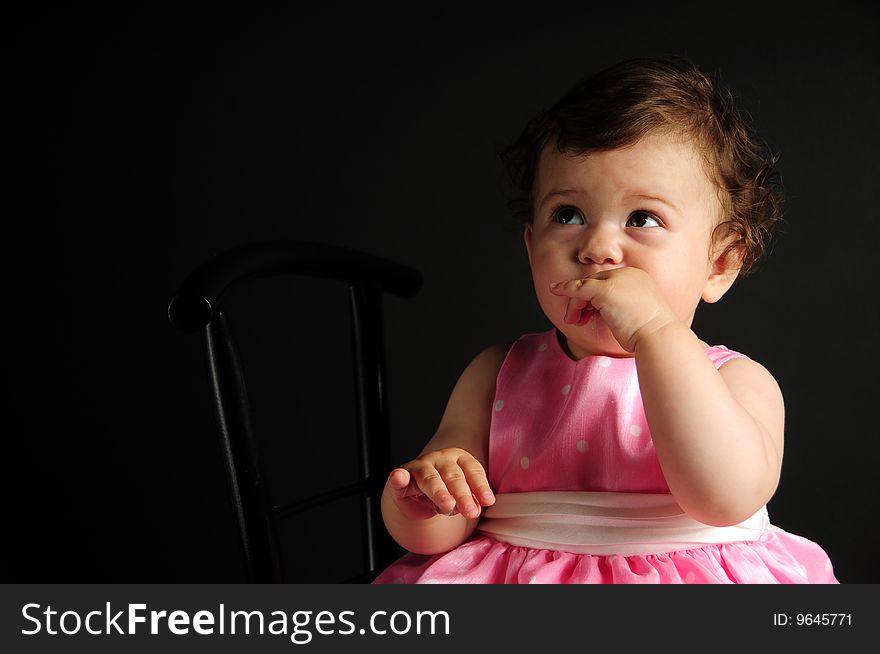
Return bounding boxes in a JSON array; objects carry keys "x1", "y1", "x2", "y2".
[{"x1": 373, "y1": 328, "x2": 839, "y2": 584}]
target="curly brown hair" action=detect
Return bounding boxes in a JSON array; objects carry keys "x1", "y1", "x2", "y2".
[{"x1": 500, "y1": 56, "x2": 783, "y2": 275}]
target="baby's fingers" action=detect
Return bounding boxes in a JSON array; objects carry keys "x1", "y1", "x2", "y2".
[
  {"x1": 387, "y1": 468, "x2": 413, "y2": 495},
  {"x1": 403, "y1": 463, "x2": 458, "y2": 515},
  {"x1": 387, "y1": 467, "x2": 443, "y2": 521},
  {"x1": 549, "y1": 280, "x2": 599, "y2": 324},
  {"x1": 389, "y1": 467, "x2": 440, "y2": 504},
  {"x1": 461, "y1": 462, "x2": 495, "y2": 507},
  {"x1": 434, "y1": 461, "x2": 482, "y2": 518},
  {"x1": 550, "y1": 278, "x2": 596, "y2": 296}
]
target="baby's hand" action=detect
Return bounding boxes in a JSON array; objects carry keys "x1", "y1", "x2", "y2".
[
  {"x1": 385, "y1": 448, "x2": 495, "y2": 521},
  {"x1": 549, "y1": 267, "x2": 678, "y2": 352}
]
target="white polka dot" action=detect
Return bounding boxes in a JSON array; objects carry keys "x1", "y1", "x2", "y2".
[
  {"x1": 456, "y1": 568, "x2": 469, "y2": 575},
  {"x1": 495, "y1": 400, "x2": 505, "y2": 411},
  {"x1": 576, "y1": 439, "x2": 589, "y2": 453},
  {"x1": 393, "y1": 577, "x2": 405, "y2": 584},
  {"x1": 529, "y1": 575, "x2": 538, "y2": 584},
  {"x1": 561, "y1": 384, "x2": 571, "y2": 395},
  {"x1": 684, "y1": 571, "x2": 696, "y2": 583},
  {"x1": 630, "y1": 425, "x2": 643, "y2": 436},
  {"x1": 538, "y1": 343, "x2": 548, "y2": 352},
  {"x1": 520, "y1": 456, "x2": 530, "y2": 470},
  {"x1": 598, "y1": 357, "x2": 612, "y2": 367}
]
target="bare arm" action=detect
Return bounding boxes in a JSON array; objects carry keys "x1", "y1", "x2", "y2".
[
  {"x1": 550, "y1": 268, "x2": 785, "y2": 527},
  {"x1": 380, "y1": 341, "x2": 513, "y2": 554},
  {"x1": 634, "y1": 322, "x2": 784, "y2": 526}
]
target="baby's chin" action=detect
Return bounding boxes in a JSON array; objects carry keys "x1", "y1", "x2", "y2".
[{"x1": 556, "y1": 318, "x2": 632, "y2": 360}]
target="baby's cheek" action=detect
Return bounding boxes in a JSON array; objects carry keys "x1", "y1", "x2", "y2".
[
  {"x1": 540, "y1": 291, "x2": 569, "y2": 324},
  {"x1": 651, "y1": 272, "x2": 698, "y2": 318}
]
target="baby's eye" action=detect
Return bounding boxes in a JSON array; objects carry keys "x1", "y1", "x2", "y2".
[
  {"x1": 553, "y1": 206, "x2": 585, "y2": 225},
  {"x1": 627, "y1": 211, "x2": 662, "y2": 228}
]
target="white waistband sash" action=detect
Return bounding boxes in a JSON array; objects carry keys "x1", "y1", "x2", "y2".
[{"x1": 477, "y1": 491, "x2": 771, "y2": 556}]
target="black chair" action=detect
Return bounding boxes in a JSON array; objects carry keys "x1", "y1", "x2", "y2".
[{"x1": 167, "y1": 240, "x2": 421, "y2": 582}]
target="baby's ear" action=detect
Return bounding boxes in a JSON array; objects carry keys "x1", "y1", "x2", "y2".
[{"x1": 702, "y1": 239, "x2": 744, "y2": 304}]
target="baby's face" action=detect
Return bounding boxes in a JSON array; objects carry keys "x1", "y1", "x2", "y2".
[{"x1": 525, "y1": 131, "x2": 729, "y2": 358}]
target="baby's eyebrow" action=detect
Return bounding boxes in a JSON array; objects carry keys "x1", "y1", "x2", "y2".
[
  {"x1": 627, "y1": 193, "x2": 681, "y2": 215},
  {"x1": 537, "y1": 189, "x2": 682, "y2": 215},
  {"x1": 537, "y1": 188, "x2": 582, "y2": 209}
]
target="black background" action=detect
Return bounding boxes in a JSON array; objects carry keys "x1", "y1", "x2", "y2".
[{"x1": 7, "y1": 2, "x2": 878, "y2": 583}]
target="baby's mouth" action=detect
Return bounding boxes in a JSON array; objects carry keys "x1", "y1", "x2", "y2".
[{"x1": 565, "y1": 304, "x2": 598, "y2": 327}]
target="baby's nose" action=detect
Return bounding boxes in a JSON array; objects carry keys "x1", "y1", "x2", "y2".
[{"x1": 578, "y1": 226, "x2": 623, "y2": 266}]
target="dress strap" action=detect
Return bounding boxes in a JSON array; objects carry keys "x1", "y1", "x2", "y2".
[
  {"x1": 706, "y1": 345, "x2": 750, "y2": 369},
  {"x1": 477, "y1": 491, "x2": 771, "y2": 556}
]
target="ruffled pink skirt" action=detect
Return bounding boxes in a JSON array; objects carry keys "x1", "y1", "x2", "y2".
[
  {"x1": 373, "y1": 492, "x2": 839, "y2": 584},
  {"x1": 373, "y1": 530, "x2": 838, "y2": 584}
]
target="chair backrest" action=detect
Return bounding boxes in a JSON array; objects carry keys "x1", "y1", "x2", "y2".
[{"x1": 168, "y1": 240, "x2": 421, "y2": 582}]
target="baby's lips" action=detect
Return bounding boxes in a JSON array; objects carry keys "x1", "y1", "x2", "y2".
[
  {"x1": 565, "y1": 303, "x2": 597, "y2": 326},
  {"x1": 575, "y1": 307, "x2": 596, "y2": 326}
]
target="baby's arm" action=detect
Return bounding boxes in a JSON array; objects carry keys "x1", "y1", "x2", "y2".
[
  {"x1": 380, "y1": 341, "x2": 512, "y2": 555},
  {"x1": 634, "y1": 323, "x2": 784, "y2": 527},
  {"x1": 550, "y1": 269, "x2": 784, "y2": 527}
]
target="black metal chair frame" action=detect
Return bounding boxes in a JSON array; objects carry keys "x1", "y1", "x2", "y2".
[{"x1": 168, "y1": 240, "x2": 421, "y2": 582}]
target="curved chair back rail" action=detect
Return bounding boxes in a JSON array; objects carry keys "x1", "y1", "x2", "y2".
[
  {"x1": 168, "y1": 240, "x2": 421, "y2": 582},
  {"x1": 168, "y1": 240, "x2": 422, "y2": 333}
]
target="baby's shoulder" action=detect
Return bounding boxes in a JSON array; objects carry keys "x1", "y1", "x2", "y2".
[
  {"x1": 477, "y1": 340, "x2": 516, "y2": 372},
  {"x1": 453, "y1": 341, "x2": 515, "y2": 385},
  {"x1": 708, "y1": 347, "x2": 782, "y2": 397}
]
